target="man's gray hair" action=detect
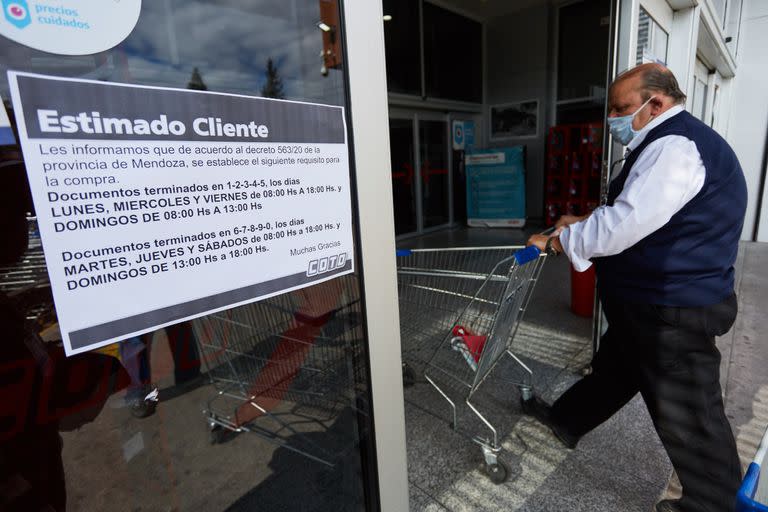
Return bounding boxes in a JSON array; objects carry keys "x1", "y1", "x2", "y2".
[
  {"x1": 613, "y1": 63, "x2": 687, "y2": 105},
  {"x1": 640, "y1": 66, "x2": 687, "y2": 104}
]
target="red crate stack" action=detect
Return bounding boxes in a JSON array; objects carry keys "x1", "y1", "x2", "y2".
[
  {"x1": 544, "y1": 126, "x2": 567, "y2": 227},
  {"x1": 544, "y1": 122, "x2": 604, "y2": 226}
]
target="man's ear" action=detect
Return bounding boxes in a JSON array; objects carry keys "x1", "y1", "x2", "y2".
[{"x1": 649, "y1": 96, "x2": 664, "y2": 115}]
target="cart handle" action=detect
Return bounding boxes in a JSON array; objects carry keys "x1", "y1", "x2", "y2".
[
  {"x1": 736, "y1": 426, "x2": 768, "y2": 511},
  {"x1": 515, "y1": 226, "x2": 560, "y2": 264},
  {"x1": 396, "y1": 246, "x2": 545, "y2": 263},
  {"x1": 513, "y1": 245, "x2": 540, "y2": 265},
  {"x1": 396, "y1": 227, "x2": 558, "y2": 261}
]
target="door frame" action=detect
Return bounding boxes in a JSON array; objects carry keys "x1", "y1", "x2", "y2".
[{"x1": 343, "y1": 1, "x2": 410, "y2": 510}]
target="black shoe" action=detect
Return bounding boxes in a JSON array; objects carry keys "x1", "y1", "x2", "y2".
[
  {"x1": 655, "y1": 499, "x2": 682, "y2": 512},
  {"x1": 125, "y1": 384, "x2": 158, "y2": 419},
  {"x1": 521, "y1": 397, "x2": 580, "y2": 449}
]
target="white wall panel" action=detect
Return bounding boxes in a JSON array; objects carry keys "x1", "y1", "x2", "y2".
[{"x1": 725, "y1": 0, "x2": 768, "y2": 240}]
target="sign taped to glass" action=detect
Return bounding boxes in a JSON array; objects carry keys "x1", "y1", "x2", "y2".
[
  {"x1": 8, "y1": 71, "x2": 355, "y2": 356},
  {"x1": 0, "y1": 0, "x2": 141, "y2": 55}
]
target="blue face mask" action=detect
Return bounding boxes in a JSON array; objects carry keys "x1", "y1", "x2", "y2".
[{"x1": 607, "y1": 97, "x2": 654, "y2": 145}]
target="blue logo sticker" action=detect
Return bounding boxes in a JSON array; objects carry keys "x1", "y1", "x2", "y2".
[{"x1": 3, "y1": 0, "x2": 31, "y2": 29}]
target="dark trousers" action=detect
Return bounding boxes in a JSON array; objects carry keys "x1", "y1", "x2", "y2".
[{"x1": 551, "y1": 294, "x2": 742, "y2": 512}]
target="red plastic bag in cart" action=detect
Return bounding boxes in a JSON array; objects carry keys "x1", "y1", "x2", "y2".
[{"x1": 451, "y1": 325, "x2": 487, "y2": 368}]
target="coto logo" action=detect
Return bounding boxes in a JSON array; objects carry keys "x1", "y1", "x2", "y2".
[
  {"x1": 3, "y1": 0, "x2": 31, "y2": 29},
  {"x1": 307, "y1": 253, "x2": 347, "y2": 277}
]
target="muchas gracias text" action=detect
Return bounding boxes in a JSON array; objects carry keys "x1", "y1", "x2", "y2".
[{"x1": 36, "y1": 110, "x2": 270, "y2": 138}]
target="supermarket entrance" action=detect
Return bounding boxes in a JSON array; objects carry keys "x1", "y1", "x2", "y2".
[
  {"x1": 384, "y1": 0, "x2": 613, "y2": 230},
  {"x1": 0, "y1": 1, "x2": 393, "y2": 510}
]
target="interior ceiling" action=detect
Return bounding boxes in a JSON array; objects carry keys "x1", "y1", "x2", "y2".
[{"x1": 435, "y1": 0, "x2": 551, "y2": 21}]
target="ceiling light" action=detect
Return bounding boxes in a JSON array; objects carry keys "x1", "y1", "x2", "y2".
[
  {"x1": 383, "y1": 15, "x2": 392, "y2": 21},
  {"x1": 316, "y1": 21, "x2": 331, "y2": 32}
]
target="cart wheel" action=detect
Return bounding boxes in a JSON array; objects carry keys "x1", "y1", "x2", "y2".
[
  {"x1": 486, "y1": 459, "x2": 509, "y2": 484},
  {"x1": 209, "y1": 425, "x2": 226, "y2": 445},
  {"x1": 402, "y1": 363, "x2": 416, "y2": 387}
]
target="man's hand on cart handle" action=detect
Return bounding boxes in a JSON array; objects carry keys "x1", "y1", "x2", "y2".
[
  {"x1": 555, "y1": 213, "x2": 590, "y2": 230},
  {"x1": 527, "y1": 227, "x2": 564, "y2": 256}
]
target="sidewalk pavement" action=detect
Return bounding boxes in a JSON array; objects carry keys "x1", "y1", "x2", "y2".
[{"x1": 401, "y1": 229, "x2": 768, "y2": 512}]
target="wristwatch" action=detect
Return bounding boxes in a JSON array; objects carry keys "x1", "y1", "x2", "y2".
[{"x1": 545, "y1": 235, "x2": 560, "y2": 256}]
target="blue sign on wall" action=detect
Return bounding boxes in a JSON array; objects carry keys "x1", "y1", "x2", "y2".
[
  {"x1": 452, "y1": 120, "x2": 475, "y2": 151},
  {"x1": 464, "y1": 121, "x2": 475, "y2": 151},
  {"x1": 466, "y1": 146, "x2": 526, "y2": 228}
]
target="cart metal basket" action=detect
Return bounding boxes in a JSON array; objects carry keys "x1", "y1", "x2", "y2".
[
  {"x1": 397, "y1": 245, "x2": 546, "y2": 483},
  {"x1": 191, "y1": 276, "x2": 365, "y2": 468},
  {"x1": 0, "y1": 218, "x2": 55, "y2": 327}
]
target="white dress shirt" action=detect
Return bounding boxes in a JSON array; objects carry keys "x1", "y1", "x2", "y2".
[{"x1": 560, "y1": 105, "x2": 706, "y2": 271}]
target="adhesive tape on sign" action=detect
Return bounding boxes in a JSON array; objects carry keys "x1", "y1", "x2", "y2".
[{"x1": 0, "y1": 0, "x2": 141, "y2": 55}]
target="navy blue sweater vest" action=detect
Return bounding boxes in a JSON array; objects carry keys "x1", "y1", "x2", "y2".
[{"x1": 595, "y1": 110, "x2": 747, "y2": 306}]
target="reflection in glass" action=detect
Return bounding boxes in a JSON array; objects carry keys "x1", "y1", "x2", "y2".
[
  {"x1": 0, "y1": 0, "x2": 346, "y2": 105},
  {"x1": 693, "y1": 77, "x2": 708, "y2": 121},
  {"x1": 419, "y1": 120, "x2": 450, "y2": 228},
  {"x1": 382, "y1": 0, "x2": 421, "y2": 96},
  {"x1": 557, "y1": 0, "x2": 610, "y2": 101},
  {"x1": 422, "y1": 2, "x2": 482, "y2": 103},
  {"x1": 0, "y1": 1, "x2": 375, "y2": 510},
  {"x1": 636, "y1": 7, "x2": 669, "y2": 65}
]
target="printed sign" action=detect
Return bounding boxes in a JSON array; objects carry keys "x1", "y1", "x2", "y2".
[
  {"x1": 0, "y1": 0, "x2": 141, "y2": 55},
  {"x1": 466, "y1": 152, "x2": 505, "y2": 165},
  {"x1": 466, "y1": 147, "x2": 526, "y2": 228},
  {"x1": 464, "y1": 121, "x2": 475, "y2": 151},
  {"x1": 452, "y1": 120, "x2": 476, "y2": 151},
  {"x1": 9, "y1": 71, "x2": 355, "y2": 355},
  {"x1": 452, "y1": 120, "x2": 464, "y2": 150}
]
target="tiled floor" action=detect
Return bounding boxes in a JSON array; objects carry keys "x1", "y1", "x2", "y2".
[{"x1": 399, "y1": 226, "x2": 768, "y2": 512}]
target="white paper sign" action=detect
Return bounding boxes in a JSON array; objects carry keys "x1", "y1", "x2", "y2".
[
  {"x1": 465, "y1": 152, "x2": 505, "y2": 165},
  {"x1": 0, "y1": 0, "x2": 141, "y2": 55},
  {"x1": 9, "y1": 71, "x2": 355, "y2": 355}
]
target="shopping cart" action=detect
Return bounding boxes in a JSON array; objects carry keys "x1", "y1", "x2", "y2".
[
  {"x1": 397, "y1": 244, "x2": 547, "y2": 483},
  {"x1": 0, "y1": 217, "x2": 56, "y2": 328},
  {"x1": 737, "y1": 424, "x2": 768, "y2": 511},
  {"x1": 191, "y1": 275, "x2": 365, "y2": 468}
]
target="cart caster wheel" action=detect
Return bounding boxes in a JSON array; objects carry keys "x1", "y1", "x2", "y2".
[
  {"x1": 402, "y1": 363, "x2": 416, "y2": 387},
  {"x1": 486, "y1": 459, "x2": 509, "y2": 484},
  {"x1": 209, "y1": 425, "x2": 226, "y2": 444}
]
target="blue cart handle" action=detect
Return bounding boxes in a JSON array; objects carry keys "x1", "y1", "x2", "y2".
[
  {"x1": 736, "y1": 426, "x2": 768, "y2": 511},
  {"x1": 513, "y1": 245, "x2": 541, "y2": 265},
  {"x1": 515, "y1": 226, "x2": 559, "y2": 265}
]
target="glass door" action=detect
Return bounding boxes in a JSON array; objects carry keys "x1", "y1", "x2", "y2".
[
  {"x1": 389, "y1": 117, "x2": 418, "y2": 235},
  {"x1": 418, "y1": 116, "x2": 451, "y2": 229},
  {"x1": 0, "y1": 1, "x2": 383, "y2": 511},
  {"x1": 387, "y1": 111, "x2": 452, "y2": 236}
]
